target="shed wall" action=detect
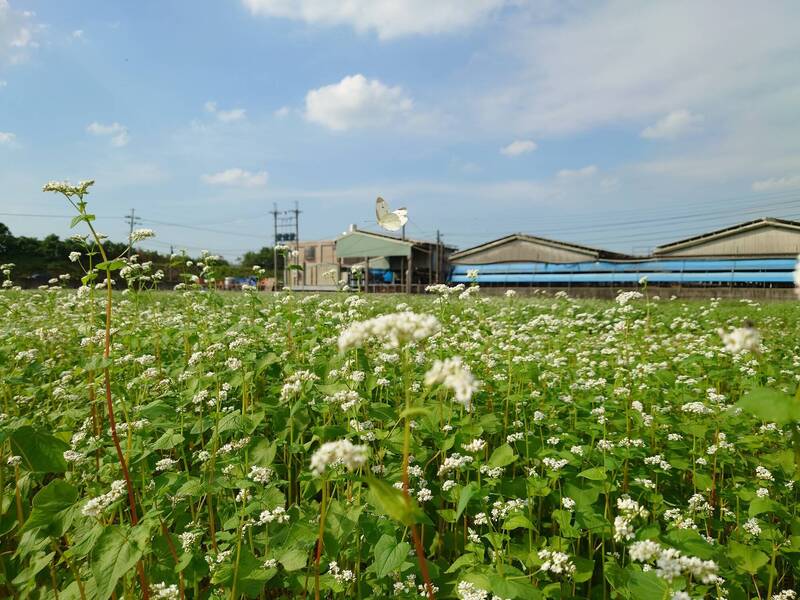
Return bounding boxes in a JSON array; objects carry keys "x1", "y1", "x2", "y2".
[
  {"x1": 452, "y1": 239, "x2": 596, "y2": 264},
  {"x1": 658, "y1": 226, "x2": 800, "y2": 257}
]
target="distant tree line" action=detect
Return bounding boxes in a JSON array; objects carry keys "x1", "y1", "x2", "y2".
[{"x1": 0, "y1": 223, "x2": 278, "y2": 287}]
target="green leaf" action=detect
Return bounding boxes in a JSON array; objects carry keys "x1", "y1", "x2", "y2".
[
  {"x1": 736, "y1": 387, "x2": 800, "y2": 425},
  {"x1": 487, "y1": 444, "x2": 517, "y2": 469},
  {"x1": 91, "y1": 525, "x2": 149, "y2": 600},
  {"x1": 578, "y1": 467, "x2": 607, "y2": 481},
  {"x1": 10, "y1": 426, "x2": 68, "y2": 473},
  {"x1": 399, "y1": 406, "x2": 431, "y2": 420},
  {"x1": 95, "y1": 259, "x2": 126, "y2": 272},
  {"x1": 373, "y1": 534, "x2": 410, "y2": 579},
  {"x1": 152, "y1": 429, "x2": 183, "y2": 450},
  {"x1": 22, "y1": 479, "x2": 78, "y2": 536},
  {"x1": 277, "y1": 547, "x2": 308, "y2": 571},
  {"x1": 728, "y1": 541, "x2": 769, "y2": 575},
  {"x1": 455, "y1": 482, "x2": 479, "y2": 520},
  {"x1": 445, "y1": 553, "x2": 477, "y2": 574},
  {"x1": 502, "y1": 514, "x2": 534, "y2": 530},
  {"x1": 366, "y1": 478, "x2": 430, "y2": 526},
  {"x1": 627, "y1": 570, "x2": 668, "y2": 600}
]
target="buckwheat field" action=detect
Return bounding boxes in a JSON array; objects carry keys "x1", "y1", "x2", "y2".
[{"x1": 1, "y1": 185, "x2": 799, "y2": 600}]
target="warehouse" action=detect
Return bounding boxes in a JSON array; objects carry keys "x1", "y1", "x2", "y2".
[{"x1": 449, "y1": 218, "x2": 799, "y2": 288}]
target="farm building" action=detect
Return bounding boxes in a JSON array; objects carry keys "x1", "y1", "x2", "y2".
[
  {"x1": 449, "y1": 218, "x2": 799, "y2": 288},
  {"x1": 335, "y1": 226, "x2": 455, "y2": 292}
]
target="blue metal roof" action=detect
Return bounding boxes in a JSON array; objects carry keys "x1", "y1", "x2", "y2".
[{"x1": 449, "y1": 258, "x2": 795, "y2": 285}]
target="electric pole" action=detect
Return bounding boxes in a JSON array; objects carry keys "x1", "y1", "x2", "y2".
[
  {"x1": 270, "y1": 203, "x2": 279, "y2": 288},
  {"x1": 436, "y1": 230, "x2": 441, "y2": 284},
  {"x1": 124, "y1": 208, "x2": 142, "y2": 256}
]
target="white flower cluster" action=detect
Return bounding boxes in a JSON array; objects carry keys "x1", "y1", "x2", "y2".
[
  {"x1": 42, "y1": 179, "x2": 95, "y2": 196},
  {"x1": 82, "y1": 480, "x2": 127, "y2": 517},
  {"x1": 155, "y1": 457, "x2": 179, "y2": 472},
  {"x1": 309, "y1": 439, "x2": 368, "y2": 476},
  {"x1": 280, "y1": 370, "x2": 319, "y2": 401},
  {"x1": 424, "y1": 356, "x2": 479, "y2": 411},
  {"x1": 129, "y1": 228, "x2": 156, "y2": 242},
  {"x1": 248, "y1": 465, "x2": 274, "y2": 484},
  {"x1": 324, "y1": 390, "x2": 361, "y2": 411},
  {"x1": 615, "y1": 290, "x2": 643, "y2": 306},
  {"x1": 538, "y1": 548, "x2": 576, "y2": 577},
  {"x1": 338, "y1": 312, "x2": 440, "y2": 352},
  {"x1": 456, "y1": 580, "x2": 508, "y2": 600},
  {"x1": 629, "y1": 541, "x2": 719, "y2": 584},
  {"x1": 771, "y1": 591, "x2": 797, "y2": 600},
  {"x1": 613, "y1": 496, "x2": 649, "y2": 542},
  {"x1": 718, "y1": 326, "x2": 760, "y2": 354},
  {"x1": 328, "y1": 561, "x2": 355, "y2": 584},
  {"x1": 438, "y1": 453, "x2": 474, "y2": 476},
  {"x1": 150, "y1": 582, "x2": 180, "y2": 600},
  {"x1": 462, "y1": 438, "x2": 486, "y2": 453},
  {"x1": 258, "y1": 506, "x2": 289, "y2": 524}
]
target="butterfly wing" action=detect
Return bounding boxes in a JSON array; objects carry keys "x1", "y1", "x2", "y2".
[
  {"x1": 376, "y1": 197, "x2": 389, "y2": 221},
  {"x1": 393, "y1": 208, "x2": 408, "y2": 228}
]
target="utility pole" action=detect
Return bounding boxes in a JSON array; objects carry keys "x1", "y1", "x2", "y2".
[
  {"x1": 270, "y1": 203, "x2": 279, "y2": 288},
  {"x1": 124, "y1": 208, "x2": 142, "y2": 256},
  {"x1": 436, "y1": 230, "x2": 441, "y2": 284},
  {"x1": 292, "y1": 201, "x2": 301, "y2": 287}
]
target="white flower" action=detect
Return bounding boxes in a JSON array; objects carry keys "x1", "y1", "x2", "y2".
[
  {"x1": 718, "y1": 326, "x2": 760, "y2": 354},
  {"x1": 68, "y1": 251, "x2": 82, "y2": 262},
  {"x1": 538, "y1": 548, "x2": 576, "y2": 577},
  {"x1": 338, "y1": 312, "x2": 440, "y2": 352},
  {"x1": 155, "y1": 458, "x2": 178, "y2": 472},
  {"x1": 615, "y1": 290, "x2": 643, "y2": 306},
  {"x1": 248, "y1": 465, "x2": 274, "y2": 484},
  {"x1": 561, "y1": 497, "x2": 576, "y2": 510},
  {"x1": 82, "y1": 480, "x2": 127, "y2": 517},
  {"x1": 743, "y1": 518, "x2": 761, "y2": 537},
  {"x1": 462, "y1": 438, "x2": 486, "y2": 453},
  {"x1": 424, "y1": 356, "x2": 479, "y2": 411},
  {"x1": 309, "y1": 439, "x2": 368, "y2": 476},
  {"x1": 150, "y1": 582, "x2": 180, "y2": 600},
  {"x1": 129, "y1": 228, "x2": 156, "y2": 242}
]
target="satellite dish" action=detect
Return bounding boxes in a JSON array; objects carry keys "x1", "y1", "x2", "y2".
[{"x1": 375, "y1": 196, "x2": 408, "y2": 232}]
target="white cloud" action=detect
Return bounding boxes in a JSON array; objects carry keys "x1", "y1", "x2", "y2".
[
  {"x1": 204, "y1": 100, "x2": 246, "y2": 123},
  {"x1": 202, "y1": 168, "x2": 268, "y2": 187},
  {"x1": 752, "y1": 174, "x2": 800, "y2": 192},
  {"x1": 557, "y1": 165, "x2": 598, "y2": 179},
  {"x1": 274, "y1": 106, "x2": 290, "y2": 118},
  {"x1": 0, "y1": 131, "x2": 15, "y2": 144},
  {"x1": 87, "y1": 121, "x2": 130, "y2": 147},
  {"x1": 305, "y1": 74, "x2": 413, "y2": 131},
  {"x1": 481, "y1": 3, "x2": 800, "y2": 137},
  {"x1": 242, "y1": 0, "x2": 510, "y2": 39},
  {"x1": 641, "y1": 109, "x2": 703, "y2": 140},
  {"x1": 500, "y1": 139, "x2": 537, "y2": 156},
  {"x1": 72, "y1": 29, "x2": 84, "y2": 39},
  {"x1": 1, "y1": 1, "x2": 40, "y2": 62}
]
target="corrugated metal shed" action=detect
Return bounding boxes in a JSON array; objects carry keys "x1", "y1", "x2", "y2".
[
  {"x1": 449, "y1": 233, "x2": 630, "y2": 265},
  {"x1": 654, "y1": 217, "x2": 800, "y2": 257}
]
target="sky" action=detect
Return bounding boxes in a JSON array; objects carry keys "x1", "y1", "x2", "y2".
[{"x1": 1, "y1": 0, "x2": 800, "y2": 260}]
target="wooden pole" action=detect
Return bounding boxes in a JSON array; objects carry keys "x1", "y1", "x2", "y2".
[{"x1": 406, "y1": 251, "x2": 412, "y2": 294}]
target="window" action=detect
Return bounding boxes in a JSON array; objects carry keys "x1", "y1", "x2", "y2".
[{"x1": 304, "y1": 246, "x2": 316, "y2": 261}]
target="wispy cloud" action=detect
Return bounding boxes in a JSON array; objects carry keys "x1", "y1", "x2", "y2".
[
  {"x1": 0, "y1": 131, "x2": 16, "y2": 145},
  {"x1": 641, "y1": 109, "x2": 703, "y2": 140},
  {"x1": 87, "y1": 121, "x2": 130, "y2": 147},
  {"x1": 752, "y1": 174, "x2": 800, "y2": 192},
  {"x1": 557, "y1": 165, "x2": 598, "y2": 179},
  {"x1": 242, "y1": 0, "x2": 512, "y2": 39},
  {"x1": 204, "y1": 101, "x2": 247, "y2": 123},
  {"x1": 202, "y1": 168, "x2": 268, "y2": 187},
  {"x1": 500, "y1": 139, "x2": 537, "y2": 156}
]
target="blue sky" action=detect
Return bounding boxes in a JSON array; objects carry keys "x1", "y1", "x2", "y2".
[{"x1": 1, "y1": 0, "x2": 800, "y2": 259}]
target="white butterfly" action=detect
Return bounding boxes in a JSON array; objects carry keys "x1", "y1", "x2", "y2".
[{"x1": 375, "y1": 197, "x2": 408, "y2": 232}]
